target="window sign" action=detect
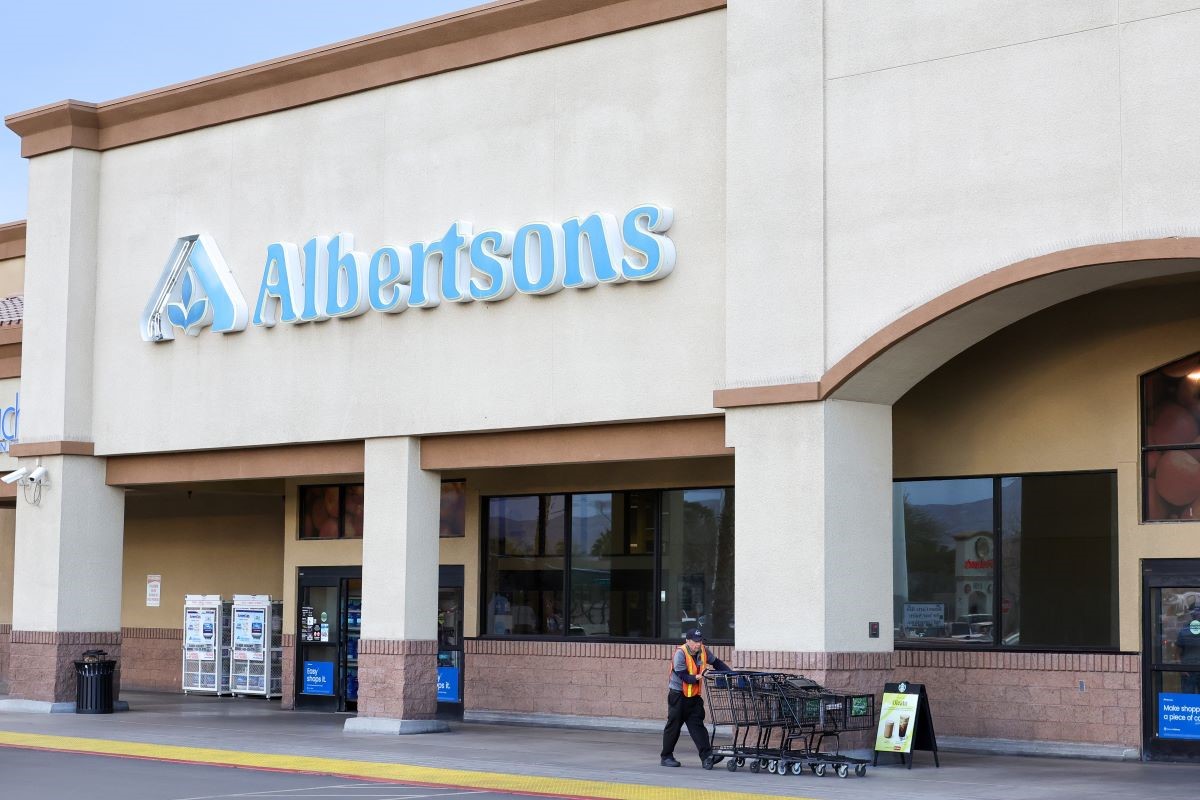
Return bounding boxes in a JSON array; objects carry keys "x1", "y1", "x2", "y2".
[
  {"x1": 141, "y1": 205, "x2": 676, "y2": 342},
  {"x1": 1159, "y1": 693, "x2": 1200, "y2": 740},
  {"x1": 145, "y1": 574, "x2": 161, "y2": 608},
  {"x1": 302, "y1": 661, "x2": 335, "y2": 695},
  {"x1": 437, "y1": 666, "x2": 460, "y2": 703}
]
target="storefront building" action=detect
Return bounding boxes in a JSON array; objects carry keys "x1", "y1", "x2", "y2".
[{"x1": 1, "y1": 0, "x2": 1200, "y2": 759}]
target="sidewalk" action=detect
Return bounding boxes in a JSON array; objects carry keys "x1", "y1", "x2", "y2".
[{"x1": 0, "y1": 691, "x2": 1194, "y2": 800}]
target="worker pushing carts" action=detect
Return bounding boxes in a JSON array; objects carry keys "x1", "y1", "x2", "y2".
[{"x1": 701, "y1": 670, "x2": 875, "y2": 778}]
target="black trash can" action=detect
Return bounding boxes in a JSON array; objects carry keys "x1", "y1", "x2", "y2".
[{"x1": 74, "y1": 649, "x2": 116, "y2": 714}]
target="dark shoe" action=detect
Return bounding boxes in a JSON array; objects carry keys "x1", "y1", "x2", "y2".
[
  {"x1": 708, "y1": 755, "x2": 724, "y2": 766},
  {"x1": 661, "y1": 757, "x2": 681, "y2": 767}
]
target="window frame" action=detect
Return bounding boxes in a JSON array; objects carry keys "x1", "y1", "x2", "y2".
[
  {"x1": 477, "y1": 484, "x2": 734, "y2": 645},
  {"x1": 893, "y1": 469, "x2": 1123, "y2": 655}
]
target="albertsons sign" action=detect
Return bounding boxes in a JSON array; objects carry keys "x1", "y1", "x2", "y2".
[{"x1": 140, "y1": 204, "x2": 674, "y2": 342}]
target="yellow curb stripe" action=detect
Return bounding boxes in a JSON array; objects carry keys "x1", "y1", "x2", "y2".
[{"x1": 0, "y1": 731, "x2": 815, "y2": 800}]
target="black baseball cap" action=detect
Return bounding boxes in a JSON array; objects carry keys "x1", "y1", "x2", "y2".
[{"x1": 684, "y1": 628, "x2": 704, "y2": 642}]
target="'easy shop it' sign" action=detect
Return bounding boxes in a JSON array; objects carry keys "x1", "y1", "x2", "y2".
[{"x1": 302, "y1": 661, "x2": 334, "y2": 696}]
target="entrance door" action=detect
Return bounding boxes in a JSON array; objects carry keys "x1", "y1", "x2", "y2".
[
  {"x1": 437, "y1": 565, "x2": 465, "y2": 717},
  {"x1": 296, "y1": 566, "x2": 362, "y2": 712},
  {"x1": 1142, "y1": 559, "x2": 1200, "y2": 761}
]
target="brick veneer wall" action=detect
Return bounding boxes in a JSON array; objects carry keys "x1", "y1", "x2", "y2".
[
  {"x1": 281, "y1": 635, "x2": 295, "y2": 710},
  {"x1": 0, "y1": 624, "x2": 10, "y2": 688},
  {"x1": 895, "y1": 649, "x2": 1141, "y2": 748},
  {"x1": 464, "y1": 640, "x2": 734, "y2": 720},
  {"x1": 120, "y1": 628, "x2": 182, "y2": 691},
  {"x1": 464, "y1": 641, "x2": 1141, "y2": 749},
  {"x1": 358, "y1": 639, "x2": 438, "y2": 719},
  {"x1": 8, "y1": 631, "x2": 122, "y2": 703}
]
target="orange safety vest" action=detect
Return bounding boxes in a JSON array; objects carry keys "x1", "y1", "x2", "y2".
[{"x1": 676, "y1": 644, "x2": 708, "y2": 697}]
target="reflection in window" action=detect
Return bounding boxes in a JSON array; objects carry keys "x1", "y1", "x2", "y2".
[
  {"x1": 485, "y1": 495, "x2": 565, "y2": 636},
  {"x1": 894, "y1": 473, "x2": 1117, "y2": 650},
  {"x1": 660, "y1": 488, "x2": 734, "y2": 642},
  {"x1": 1142, "y1": 352, "x2": 1200, "y2": 521},
  {"x1": 482, "y1": 487, "x2": 734, "y2": 641},
  {"x1": 893, "y1": 479, "x2": 994, "y2": 646},
  {"x1": 439, "y1": 480, "x2": 466, "y2": 538},
  {"x1": 299, "y1": 484, "x2": 364, "y2": 539}
]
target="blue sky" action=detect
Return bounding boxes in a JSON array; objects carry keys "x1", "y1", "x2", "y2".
[{"x1": 0, "y1": 1, "x2": 480, "y2": 223}]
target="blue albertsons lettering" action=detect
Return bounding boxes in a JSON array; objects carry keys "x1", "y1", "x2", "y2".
[{"x1": 251, "y1": 205, "x2": 674, "y2": 327}]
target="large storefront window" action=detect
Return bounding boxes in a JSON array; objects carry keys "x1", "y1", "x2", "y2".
[
  {"x1": 1142, "y1": 353, "x2": 1200, "y2": 521},
  {"x1": 894, "y1": 473, "x2": 1116, "y2": 649},
  {"x1": 483, "y1": 487, "x2": 734, "y2": 641}
]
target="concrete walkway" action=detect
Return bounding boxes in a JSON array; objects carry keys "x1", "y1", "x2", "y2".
[{"x1": 0, "y1": 691, "x2": 1194, "y2": 800}]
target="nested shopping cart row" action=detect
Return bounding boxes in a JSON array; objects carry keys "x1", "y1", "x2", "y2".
[{"x1": 702, "y1": 671, "x2": 875, "y2": 779}]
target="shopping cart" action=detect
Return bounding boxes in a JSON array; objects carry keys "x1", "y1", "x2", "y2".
[
  {"x1": 773, "y1": 675, "x2": 875, "y2": 778},
  {"x1": 701, "y1": 671, "x2": 782, "y2": 772},
  {"x1": 702, "y1": 671, "x2": 875, "y2": 778}
]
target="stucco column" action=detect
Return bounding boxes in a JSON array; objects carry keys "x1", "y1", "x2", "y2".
[
  {"x1": 726, "y1": 401, "x2": 894, "y2": 692},
  {"x1": 2, "y1": 147, "x2": 128, "y2": 710},
  {"x1": 6, "y1": 455, "x2": 124, "y2": 707},
  {"x1": 345, "y1": 436, "x2": 446, "y2": 734}
]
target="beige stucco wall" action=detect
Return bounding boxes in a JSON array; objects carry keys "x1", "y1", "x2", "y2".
[
  {"x1": 0, "y1": 508, "x2": 12, "y2": 624},
  {"x1": 893, "y1": 279, "x2": 1200, "y2": 650},
  {"x1": 0, "y1": 256, "x2": 23, "y2": 298},
  {"x1": 83, "y1": 12, "x2": 727, "y2": 455},
  {"x1": 122, "y1": 493, "x2": 284, "y2": 628}
]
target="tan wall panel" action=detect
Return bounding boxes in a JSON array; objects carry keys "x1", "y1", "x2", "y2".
[
  {"x1": 0, "y1": 509, "x2": 13, "y2": 624},
  {"x1": 894, "y1": 283, "x2": 1199, "y2": 477},
  {"x1": 893, "y1": 281, "x2": 1200, "y2": 651},
  {"x1": 121, "y1": 497, "x2": 284, "y2": 628},
  {"x1": 421, "y1": 418, "x2": 730, "y2": 470},
  {"x1": 0, "y1": 257, "x2": 24, "y2": 298}
]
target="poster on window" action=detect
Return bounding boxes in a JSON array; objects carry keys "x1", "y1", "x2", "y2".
[{"x1": 232, "y1": 607, "x2": 266, "y2": 661}]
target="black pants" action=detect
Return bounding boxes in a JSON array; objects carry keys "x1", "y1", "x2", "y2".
[{"x1": 662, "y1": 689, "x2": 711, "y2": 760}]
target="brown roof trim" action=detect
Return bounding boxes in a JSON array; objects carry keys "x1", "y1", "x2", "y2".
[
  {"x1": 0, "y1": 355, "x2": 20, "y2": 380},
  {"x1": 715, "y1": 237, "x2": 1200, "y2": 409},
  {"x1": 420, "y1": 417, "x2": 730, "y2": 470},
  {"x1": 11, "y1": 440, "x2": 95, "y2": 458},
  {"x1": 106, "y1": 440, "x2": 364, "y2": 486},
  {"x1": 0, "y1": 221, "x2": 26, "y2": 260},
  {"x1": 6, "y1": 0, "x2": 726, "y2": 159}
]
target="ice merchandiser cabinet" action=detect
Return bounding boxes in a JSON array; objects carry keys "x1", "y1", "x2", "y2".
[
  {"x1": 229, "y1": 594, "x2": 284, "y2": 698},
  {"x1": 182, "y1": 595, "x2": 232, "y2": 695}
]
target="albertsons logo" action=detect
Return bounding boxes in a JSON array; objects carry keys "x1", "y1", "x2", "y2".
[
  {"x1": 140, "y1": 205, "x2": 675, "y2": 343},
  {"x1": 140, "y1": 234, "x2": 248, "y2": 341}
]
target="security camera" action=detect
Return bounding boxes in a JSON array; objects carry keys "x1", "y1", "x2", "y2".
[
  {"x1": 27, "y1": 466, "x2": 47, "y2": 484},
  {"x1": 2, "y1": 467, "x2": 28, "y2": 485}
]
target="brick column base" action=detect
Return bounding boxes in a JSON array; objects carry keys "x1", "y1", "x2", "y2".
[
  {"x1": 343, "y1": 639, "x2": 447, "y2": 734},
  {"x1": 280, "y1": 635, "x2": 295, "y2": 710},
  {"x1": 8, "y1": 631, "x2": 123, "y2": 704},
  {"x1": 0, "y1": 624, "x2": 11, "y2": 690}
]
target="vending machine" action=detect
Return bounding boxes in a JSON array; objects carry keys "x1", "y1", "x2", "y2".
[
  {"x1": 182, "y1": 595, "x2": 232, "y2": 695},
  {"x1": 229, "y1": 594, "x2": 284, "y2": 698}
]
